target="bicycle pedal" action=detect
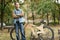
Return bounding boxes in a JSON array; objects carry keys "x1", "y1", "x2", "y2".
[
  {"x1": 37, "y1": 31, "x2": 45, "y2": 34},
  {"x1": 37, "y1": 31, "x2": 42, "y2": 34}
]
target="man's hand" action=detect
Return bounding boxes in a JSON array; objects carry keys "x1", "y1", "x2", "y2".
[
  {"x1": 12, "y1": 11, "x2": 19, "y2": 18},
  {"x1": 17, "y1": 11, "x2": 24, "y2": 17}
]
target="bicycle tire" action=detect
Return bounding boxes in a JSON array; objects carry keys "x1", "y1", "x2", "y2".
[
  {"x1": 10, "y1": 27, "x2": 15, "y2": 40},
  {"x1": 10, "y1": 27, "x2": 25, "y2": 40},
  {"x1": 43, "y1": 26, "x2": 54, "y2": 40}
]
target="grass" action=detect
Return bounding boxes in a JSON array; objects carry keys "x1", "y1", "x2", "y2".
[{"x1": 0, "y1": 25, "x2": 60, "y2": 40}]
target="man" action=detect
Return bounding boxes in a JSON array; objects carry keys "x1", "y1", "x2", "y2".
[{"x1": 12, "y1": 2, "x2": 26, "y2": 40}]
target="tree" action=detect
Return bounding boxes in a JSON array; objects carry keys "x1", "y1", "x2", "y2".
[
  {"x1": 37, "y1": 0, "x2": 58, "y2": 25},
  {"x1": 30, "y1": 0, "x2": 38, "y2": 24},
  {"x1": 0, "y1": 0, "x2": 24, "y2": 29},
  {"x1": 55, "y1": 0, "x2": 60, "y2": 24},
  {"x1": 0, "y1": 0, "x2": 13, "y2": 30}
]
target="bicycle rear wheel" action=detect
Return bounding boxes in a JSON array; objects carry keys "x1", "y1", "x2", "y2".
[{"x1": 41, "y1": 26, "x2": 54, "y2": 40}]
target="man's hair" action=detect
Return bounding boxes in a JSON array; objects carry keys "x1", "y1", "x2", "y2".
[{"x1": 14, "y1": 2, "x2": 19, "y2": 5}]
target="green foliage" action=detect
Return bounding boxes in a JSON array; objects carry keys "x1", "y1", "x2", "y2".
[
  {"x1": 37, "y1": 0, "x2": 58, "y2": 14},
  {"x1": 4, "y1": 3, "x2": 14, "y2": 25},
  {"x1": 0, "y1": 0, "x2": 60, "y2": 25},
  {"x1": 28, "y1": 0, "x2": 60, "y2": 25}
]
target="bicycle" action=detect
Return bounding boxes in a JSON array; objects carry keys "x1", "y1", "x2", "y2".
[
  {"x1": 30, "y1": 21, "x2": 54, "y2": 40},
  {"x1": 10, "y1": 20, "x2": 54, "y2": 40}
]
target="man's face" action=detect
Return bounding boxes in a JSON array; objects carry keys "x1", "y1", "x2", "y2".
[{"x1": 15, "y1": 3, "x2": 20, "y2": 8}]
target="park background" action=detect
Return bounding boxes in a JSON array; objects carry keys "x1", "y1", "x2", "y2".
[{"x1": 0, "y1": 0, "x2": 60, "y2": 40}]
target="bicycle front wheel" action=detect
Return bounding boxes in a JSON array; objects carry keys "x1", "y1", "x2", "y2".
[
  {"x1": 10, "y1": 28, "x2": 16, "y2": 40},
  {"x1": 10, "y1": 28, "x2": 22, "y2": 40}
]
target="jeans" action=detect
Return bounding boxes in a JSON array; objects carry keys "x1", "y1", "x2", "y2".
[{"x1": 14, "y1": 21, "x2": 26, "y2": 40}]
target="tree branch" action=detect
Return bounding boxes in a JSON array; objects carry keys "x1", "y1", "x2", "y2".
[{"x1": 4, "y1": 0, "x2": 12, "y2": 7}]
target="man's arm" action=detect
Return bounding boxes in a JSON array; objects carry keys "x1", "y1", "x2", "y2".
[
  {"x1": 12, "y1": 11, "x2": 19, "y2": 18},
  {"x1": 19, "y1": 10, "x2": 24, "y2": 17}
]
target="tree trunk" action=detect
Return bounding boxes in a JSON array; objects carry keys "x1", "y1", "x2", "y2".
[
  {"x1": 53, "y1": 13, "x2": 56, "y2": 25},
  {"x1": 1, "y1": 0, "x2": 3, "y2": 29},
  {"x1": 58, "y1": 13, "x2": 60, "y2": 24},
  {"x1": 31, "y1": 0, "x2": 35, "y2": 24},
  {"x1": 32, "y1": 11, "x2": 35, "y2": 24},
  {"x1": 42, "y1": 13, "x2": 44, "y2": 20},
  {"x1": 0, "y1": 0, "x2": 4, "y2": 30},
  {"x1": 58, "y1": 7, "x2": 60, "y2": 24},
  {"x1": 47, "y1": 13, "x2": 49, "y2": 25}
]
